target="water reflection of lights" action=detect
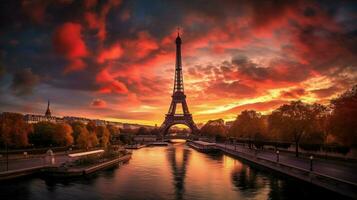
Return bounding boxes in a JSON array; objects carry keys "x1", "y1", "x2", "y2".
[
  {"x1": 223, "y1": 155, "x2": 243, "y2": 171},
  {"x1": 171, "y1": 139, "x2": 187, "y2": 143}
]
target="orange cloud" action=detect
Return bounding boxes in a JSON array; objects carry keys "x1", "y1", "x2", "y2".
[
  {"x1": 53, "y1": 22, "x2": 88, "y2": 72},
  {"x1": 91, "y1": 98, "x2": 107, "y2": 108},
  {"x1": 122, "y1": 31, "x2": 159, "y2": 59},
  {"x1": 97, "y1": 43, "x2": 123, "y2": 63},
  {"x1": 96, "y1": 68, "x2": 128, "y2": 94}
]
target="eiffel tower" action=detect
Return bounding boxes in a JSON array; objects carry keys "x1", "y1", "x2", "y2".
[{"x1": 160, "y1": 30, "x2": 198, "y2": 134}]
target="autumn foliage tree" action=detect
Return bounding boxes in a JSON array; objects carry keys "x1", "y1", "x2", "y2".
[
  {"x1": 268, "y1": 101, "x2": 328, "y2": 157},
  {"x1": 229, "y1": 110, "x2": 267, "y2": 148},
  {"x1": 76, "y1": 126, "x2": 91, "y2": 149},
  {"x1": 149, "y1": 127, "x2": 160, "y2": 135},
  {"x1": 30, "y1": 122, "x2": 73, "y2": 147},
  {"x1": 302, "y1": 103, "x2": 330, "y2": 145},
  {"x1": 329, "y1": 85, "x2": 357, "y2": 146},
  {"x1": 107, "y1": 125, "x2": 120, "y2": 144},
  {"x1": 107, "y1": 125, "x2": 120, "y2": 136},
  {"x1": 71, "y1": 121, "x2": 86, "y2": 143},
  {"x1": 137, "y1": 127, "x2": 149, "y2": 135},
  {"x1": 96, "y1": 126, "x2": 110, "y2": 148},
  {"x1": 53, "y1": 123, "x2": 74, "y2": 146},
  {"x1": 86, "y1": 121, "x2": 99, "y2": 147},
  {"x1": 200, "y1": 119, "x2": 226, "y2": 141},
  {"x1": 0, "y1": 112, "x2": 32, "y2": 148}
]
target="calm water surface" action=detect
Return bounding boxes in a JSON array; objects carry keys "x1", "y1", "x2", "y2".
[{"x1": 0, "y1": 141, "x2": 347, "y2": 200}]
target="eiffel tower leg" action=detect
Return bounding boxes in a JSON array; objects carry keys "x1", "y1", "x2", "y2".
[{"x1": 182, "y1": 100, "x2": 189, "y2": 115}]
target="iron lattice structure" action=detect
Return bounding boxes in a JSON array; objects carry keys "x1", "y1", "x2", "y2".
[{"x1": 160, "y1": 32, "x2": 199, "y2": 134}]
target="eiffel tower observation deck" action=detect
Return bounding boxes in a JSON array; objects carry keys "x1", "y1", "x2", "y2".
[{"x1": 160, "y1": 30, "x2": 199, "y2": 135}]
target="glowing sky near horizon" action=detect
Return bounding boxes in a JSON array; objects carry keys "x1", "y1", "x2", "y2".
[{"x1": 0, "y1": 0, "x2": 356, "y2": 126}]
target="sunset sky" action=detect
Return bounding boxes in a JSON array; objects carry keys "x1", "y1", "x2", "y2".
[{"x1": 0, "y1": 0, "x2": 356, "y2": 125}]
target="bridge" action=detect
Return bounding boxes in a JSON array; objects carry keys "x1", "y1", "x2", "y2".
[
  {"x1": 162, "y1": 134, "x2": 196, "y2": 141},
  {"x1": 133, "y1": 134, "x2": 197, "y2": 143}
]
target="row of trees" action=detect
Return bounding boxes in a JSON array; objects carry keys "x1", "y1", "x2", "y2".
[
  {"x1": 0, "y1": 114, "x2": 120, "y2": 149},
  {"x1": 0, "y1": 112, "x2": 32, "y2": 148},
  {"x1": 201, "y1": 85, "x2": 357, "y2": 157}
]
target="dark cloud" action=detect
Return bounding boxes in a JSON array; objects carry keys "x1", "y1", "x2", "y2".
[
  {"x1": 233, "y1": 55, "x2": 312, "y2": 83},
  {"x1": 0, "y1": 62, "x2": 5, "y2": 78},
  {"x1": 232, "y1": 55, "x2": 269, "y2": 81},
  {"x1": 205, "y1": 80, "x2": 257, "y2": 98},
  {"x1": 248, "y1": 0, "x2": 300, "y2": 28},
  {"x1": 312, "y1": 86, "x2": 341, "y2": 98},
  {"x1": 10, "y1": 68, "x2": 39, "y2": 96}
]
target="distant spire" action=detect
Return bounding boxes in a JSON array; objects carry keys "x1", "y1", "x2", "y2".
[
  {"x1": 177, "y1": 27, "x2": 180, "y2": 37},
  {"x1": 45, "y1": 100, "x2": 51, "y2": 117}
]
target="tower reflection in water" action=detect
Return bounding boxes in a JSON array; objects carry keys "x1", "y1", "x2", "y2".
[{"x1": 166, "y1": 140, "x2": 191, "y2": 200}]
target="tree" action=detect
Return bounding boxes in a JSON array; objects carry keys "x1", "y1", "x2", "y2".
[
  {"x1": 200, "y1": 119, "x2": 226, "y2": 141},
  {"x1": 88, "y1": 132, "x2": 99, "y2": 147},
  {"x1": 30, "y1": 122, "x2": 56, "y2": 147},
  {"x1": 53, "y1": 123, "x2": 74, "y2": 146},
  {"x1": 30, "y1": 121, "x2": 74, "y2": 147},
  {"x1": 0, "y1": 112, "x2": 31, "y2": 148},
  {"x1": 107, "y1": 125, "x2": 120, "y2": 144},
  {"x1": 76, "y1": 126, "x2": 90, "y2": 149},
  {"x1": 86, "y1": 121, "x2": 97, "y2": 132},
  {"x1": 229, "y1": 110, "x2": 267, "y2": 148},
  {"x1": 107, "y1": 125, "x2": 120, "y2": 136},
  {"x1": 137, "y1": 127, "x2": 148, "y2": 135},
  {"x1": 96, "y1": 126, "x2": 110, "y2": 148},
  {"x1": 329, "y1": 85, "x2": 357, "y2": 146},
  {"x1": 76, "y1": 125, "x2": 99, "y2": 149},
  {"x1": 268, "y1": 101, "x2": 318, "y2": 157},
  {"x1": 302, "y1": 103, "x2": 329, "y2": 145},
  {"x1": 149, "y1": 127, "x2": 160, "y2": 135},
  {"x1": 71, "y1": 121, "x2": 86, "y2": 142},
  {"x1": 85, "y1": 121, "x2": 99, "y2": 148}
]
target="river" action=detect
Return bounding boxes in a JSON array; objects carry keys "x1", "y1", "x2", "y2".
[{"x1": 0, "y1": 140, "x2": 347, "y2": 200}]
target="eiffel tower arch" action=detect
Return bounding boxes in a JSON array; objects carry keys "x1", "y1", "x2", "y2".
[{"x1": 160, "y1": 31, "x2": 199, "y2": 135}]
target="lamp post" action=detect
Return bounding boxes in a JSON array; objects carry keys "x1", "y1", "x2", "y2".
[
  {"x1": 310, "y1": 155, "x2": 314, "y2": 171},
  {"x1": 276, "y1": 150, "x2": 280, "y2": 163}
]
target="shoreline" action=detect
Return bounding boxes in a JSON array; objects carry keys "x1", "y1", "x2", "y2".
[
  {"x1": 0, "y1": 154, "x2": 131, "y2": 181},
  {"x1": 188, "y1": 140, "x2": 357, "y2": 199}
]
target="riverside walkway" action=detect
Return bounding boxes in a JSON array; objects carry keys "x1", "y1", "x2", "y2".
[
  {"x1": 0, "y1": 149, "x2": 130, "y2": 180},
  {"x1": 0, "y1": 154, "x2": 68, "y2": 172},
  {"x1": 216, "y1": 143, "x2": 357, "y2": 183},
  {"x1": 214, "y1": 143, "x2": 357, "y2": 198}
]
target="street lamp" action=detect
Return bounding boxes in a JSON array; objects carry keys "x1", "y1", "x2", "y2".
[
  {"x1": 310, "y1": 155, "x2": 314, "y2": 171},
  {"x1": 276, "y1": 150, "x2": 280, "y2": 163}
]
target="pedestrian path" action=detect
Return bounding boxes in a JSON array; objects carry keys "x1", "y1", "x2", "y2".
[
  {"x1": 213, "y1": 143, "x2": 357, "y2": 198},
  {"x1": 216, "y1": 143, "x2": 357, "y2": 183}
]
